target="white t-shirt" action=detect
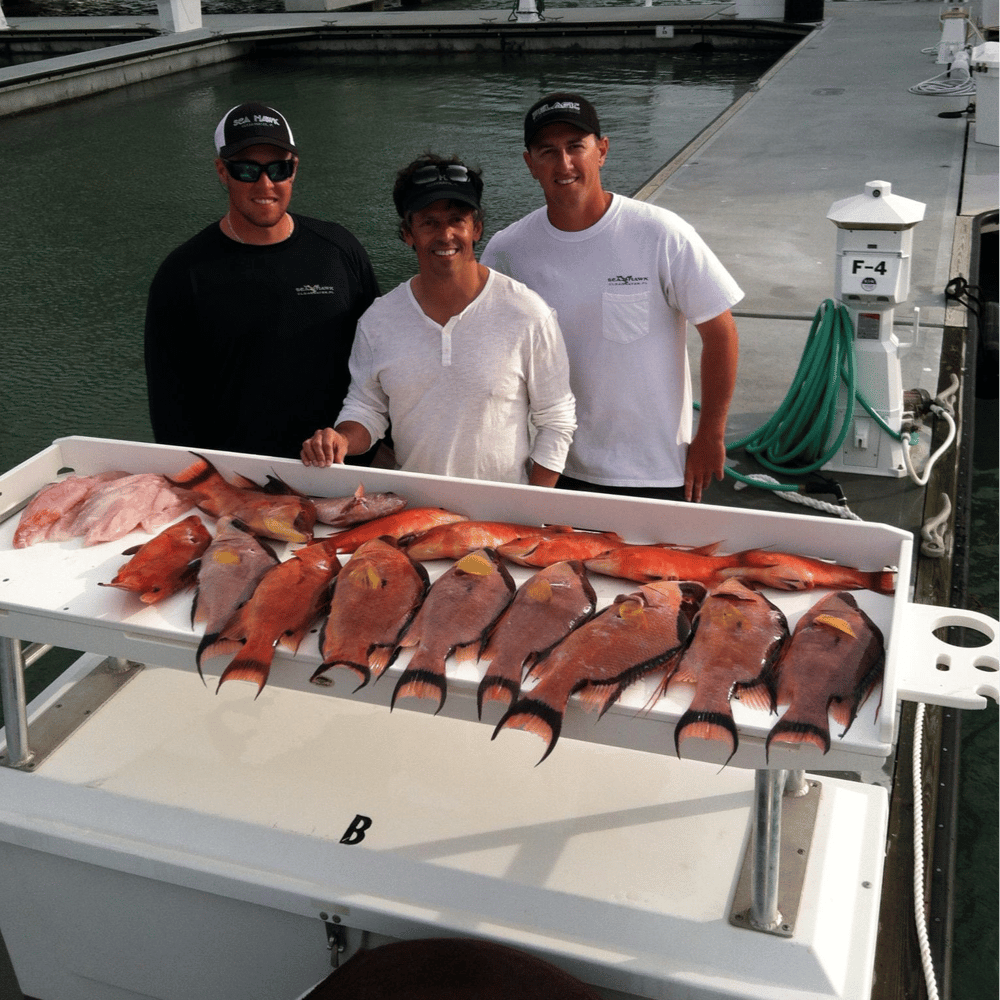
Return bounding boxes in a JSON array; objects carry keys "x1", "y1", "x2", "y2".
[
  {"x1": 481, "y1": 194, "x2": 743, "y2": 488},
  {"x1": 336, "y1": 269, "x2": 576, "y2": 484}
]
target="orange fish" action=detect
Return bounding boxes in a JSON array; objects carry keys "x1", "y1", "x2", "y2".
[
  {"x1": 497, "y1": 530, "x2": 626, "y2": 568},
  {"x1": 99, "y1": 515, "x2": 211, "y2": 604},
  {"x1": 314, "y1": 538, "x2": 429, "y2": 690},
  {"x1": 392, "y1": 548, "x2": 515, "y2": 713},
  {"x1": 723, "y1": 548, "x2": 896, "y2": 595},
  {"x1": 662, "y1": 579, "x2": 788, "y2": 762},
  {"x1": 477, "y1": 560, "x2": 596, "y2": 715},
  {"x1": 168, "y1": 454, "x2": 316, "y2": 544},
  {"x1": 401, "y1": 520, "x2": 573, "y2": 562},
  {"x1": 201, "y1": 541, "x2": 341, "y2": 696},
  {"x1": 493, "y1": 580, "x2": 706, "y2": 763},
  {"x1": 766, "y1": 591, "x2": 885, "y2": 758},
  {"x1": 192, "y1": 516, "x2": 280, "y2": 678},
  {"x1": 584, "y1": 544, "x2": 740, "y2": 588},
  {"x1": 325, "y1": 506, "x2": 469, "y2": 554}
]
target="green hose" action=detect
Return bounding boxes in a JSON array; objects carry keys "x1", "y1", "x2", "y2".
[{"x1": 720, "y1": 300, "x2": 904, "y2": 492}]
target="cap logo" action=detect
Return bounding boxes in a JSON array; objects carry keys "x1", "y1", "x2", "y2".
[
  {"x1": 232, "y1": 113, "x2": 281, "y2": 129},
  {"x1": 532, "y1": 100, "x2": 581, "y2": 121}
]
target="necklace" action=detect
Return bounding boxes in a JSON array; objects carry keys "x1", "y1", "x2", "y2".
[
  {"x1": 223, "y1": 213, "x2": 294, "y2": 244},
  {"x1": 224, "y1": 213, "x2": 245, "y2": 244}
]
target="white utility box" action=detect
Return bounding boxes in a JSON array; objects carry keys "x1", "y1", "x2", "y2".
[{"x1": 972, "y1": 41, "x2": 999, "y2": 145}]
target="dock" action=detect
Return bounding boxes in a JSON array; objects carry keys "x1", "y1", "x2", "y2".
[{"x1": 0, "y1": 3, "x2": 997, "y2": 999}]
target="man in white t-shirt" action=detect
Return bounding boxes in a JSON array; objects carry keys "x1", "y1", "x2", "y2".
[
  {"x1": 480, "y1": 93, "x2": 742, "y2": 503},
  {"x1": 301, "y1": 154, "x2": 576, "y2": 486}
]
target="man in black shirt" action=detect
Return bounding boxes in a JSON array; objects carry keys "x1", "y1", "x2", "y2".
[{"x1": 144, "y1": 101, "x2": 380, "y2": 461}]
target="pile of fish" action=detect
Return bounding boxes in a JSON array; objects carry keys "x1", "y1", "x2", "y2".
[{"x1": 11, "y1": 453, "x2": 893, "y2": 763}]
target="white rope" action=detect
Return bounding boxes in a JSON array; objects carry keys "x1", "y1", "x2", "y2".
[
  {"x1": 909, "y1": 48, "x2": 976, "y2": 97},
  {"x1": 921, "y1": 493, "x2": 953, "y2": 559},
  {"x1": 733, "y1": 474, "x2": 863, "y2": 520},
  {"x1": 912, "y1": 702, "x2": 941, "y2": 1000}
]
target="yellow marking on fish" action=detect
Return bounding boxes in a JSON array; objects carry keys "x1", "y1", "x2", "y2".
[
  {"x1": 815, "y1": 614, "x2": 856, "y2": 637},
  {"x1": 263, "y1": 516, "x2": 305, "y2": 543},
  {"x1": 526, "y1": 579, "x2": 553, "y2": 602},
  {"x1": 212, "y1": 550, "x2": 241, "y2": 566},
  {"x1": 364, "y1": 566, "x2": 382, "y2": 589},
  {"x1": 455, "y1": 552, "x2": 493, "y2": 576},
  {"x1": 618, "y1": 600, "x2": 645, "y2": 621}
]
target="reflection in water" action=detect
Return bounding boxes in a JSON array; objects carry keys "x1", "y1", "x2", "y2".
[{"x1": 1, "y1": 49, "x2": 774, "y2": 472}]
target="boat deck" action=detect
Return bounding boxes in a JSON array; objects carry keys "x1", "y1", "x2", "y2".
[{"x1": 0, "y1": 3, "x2": 996, "y2": 1000}]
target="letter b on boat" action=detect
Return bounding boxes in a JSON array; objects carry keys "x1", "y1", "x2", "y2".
[{"x1": 340, "y1": 814, "x2": 373, "y2": 845}]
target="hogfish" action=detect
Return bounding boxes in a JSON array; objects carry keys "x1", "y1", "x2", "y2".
[
  {"x1": 99, "y1": 514, "x2": 211, "y2": 604},
  {"x1": 13, "y1": 471, "x2": 128, "y2": 548},
  {"x1": 192, "y1": 516, "x2": 280, "y2": 678},
  {"x1": 168, "y1": 454, "x2": 316, "y2": 544},
  {"x1": 200, "y1": 541, "x2": 341, "y2": 696},
  {"x1": 723, "y1": 548, "x2": 896, "y2": 595},
  {"x1": 766, "y1": 591, "x2": 885, "y2": 758},
  {"x1": 493, "y1": 580, "x2": 706, "y2": 763},
  {"x1": 315, "y1": 537, "x2": 429, "y2": 689},
  {"x1": 663, "y1": 579, "x2": 788, "y2": 763},
  {"x1": 477, "y1": 560, "x2": 596, "y2": 716},
  {"x1": 401, "y1": 520, "x2": 573, "y2": 562},
  {"x1": 391, "y1": 548, "x2": 515, "y2": 713}
]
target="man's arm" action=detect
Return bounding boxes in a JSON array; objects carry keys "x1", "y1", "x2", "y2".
[
  {"x1": 301, "y1": 422, "x2": 373, "y2": 467},
  {"x1": 686, "y1": 309, "x2": 739, "y2": 502}
]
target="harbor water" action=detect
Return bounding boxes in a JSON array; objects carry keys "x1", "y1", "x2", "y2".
[{"x1": 0, "y1": 19, "x2": 996, "y2": 1000}]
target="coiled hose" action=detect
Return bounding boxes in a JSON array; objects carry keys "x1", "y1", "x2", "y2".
[{"x1": 724, "y1": 300, "x2": 902, "y2": 489}]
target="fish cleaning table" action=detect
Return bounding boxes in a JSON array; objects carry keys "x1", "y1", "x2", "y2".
[{"x1": 0, "y1": 438, "x2": 996, "y2": 1000}]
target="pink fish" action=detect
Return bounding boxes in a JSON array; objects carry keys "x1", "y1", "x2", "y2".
[
  {"x1": 392, "y1": 549, "x2": 515, "y2": 713},
  {"x1": 13, "y1": 471, "x2": 127, "y2": 548},
  {"x1": 766, "y1": 592, "x2": 885, "y2": 758},
  {"x1": 67, "y1": 473, "x2": 195, "y2": 546},
  {"x1": 477, "y1": 560, "x2": 596, "y2": 715},
  {"x1": 192, "y1": 516, "x2": 281, "y2": 678},
  {"x1": 662, "y1": 579, "x2": 788, "y2": 762}
]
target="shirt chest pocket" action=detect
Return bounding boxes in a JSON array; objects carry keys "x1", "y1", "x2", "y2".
[{"x1": 602, "y1": 290, "x2": 651, "y2": 345}]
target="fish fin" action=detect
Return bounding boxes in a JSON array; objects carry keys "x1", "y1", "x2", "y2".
[
  {"x1": 312, "y1": 660, "x2": 370, "y2": 692},
  {"x1": 231, "y1": 473, "x2": 262, "y2": 491},
  {"x1": 673, "y1": 709, "x2": 738, "y2": 763},
  {"x1": 216, "y1": 656, "x2": 271, "y2": 698},
  {"x1": 492, "y1": 699, "x2": 562, "y2": 764},
  {"x1": 120, "y1": 543, "x2": 143, "y2": 556},
  {"x1": 577, "y1": 681, "x2": 620, "y2": 716},
  {"x1": 391, "y1": 664, "x2": 447, "y2": 713},
  {"x1": 765, "y1": 718, "x2": 830, "y2": 759},
  {"x1": 453, "y1": 643, "x2": 480, "y2": 664},
  {"x1": 367, "y1": 645, "x2": 394, "y2": 680},
  {"x1": 734, "y1": 677, "x2": 776, "y2": 714},
  {"x1": 477, "y1": 674, "x2": 519, "y2": 717}
]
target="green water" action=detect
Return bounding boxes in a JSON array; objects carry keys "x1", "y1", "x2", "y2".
[{"x1": 0, "y1": 42, "x2": 996, "y2": 1000}]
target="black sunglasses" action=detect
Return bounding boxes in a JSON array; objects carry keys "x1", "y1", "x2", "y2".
[
  {"x1": 411, "y1": 164, "x2": 471, "y2": 185},
  {"x1": 222, "y1": 158, "x2": 296, "y2": 183}
]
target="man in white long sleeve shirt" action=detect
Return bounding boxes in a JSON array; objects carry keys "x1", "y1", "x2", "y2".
[{"x1": 301, "y1": 154, "x2": 576, "y2": 486}]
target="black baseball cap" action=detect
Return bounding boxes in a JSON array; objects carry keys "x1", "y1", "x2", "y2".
[
  {"x1": 214, "y1": 102, "x2": 297, "y2": 158},
  {"x1": 524, "y1": 93, "x2": 601, "y2": 148},
  {"x1": 394, "y1": 160, "x2": 483, "y2": 217}
]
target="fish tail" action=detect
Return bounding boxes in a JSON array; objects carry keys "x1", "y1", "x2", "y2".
[
  {"x1": 216, "y1": 652, "x2": 273, "y2": 698},
  {"x1": 391, "y1": 657, "x2": 447, "y2": 713},
  {"x1": 312, "y1": 660, "x2": 371, "y2": 691},
  {"x1": 765, "y1": 716, "x2": 831, "y2": 759},
  {"x1": 477, "y1": 674, "x2": 520, "y2": 717},
  {"x1": 867, "y1": 569, "x2": 896, "y2": 595},
  {"x1": 197, "y1": 634, "x2": 244, "y2": 667},
  {"x1": 674, "y1": 708, "x2": 738, "y2": 762},
  {"x1": 492, "y1": 698, "x2": 563, "y2": 764}
]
